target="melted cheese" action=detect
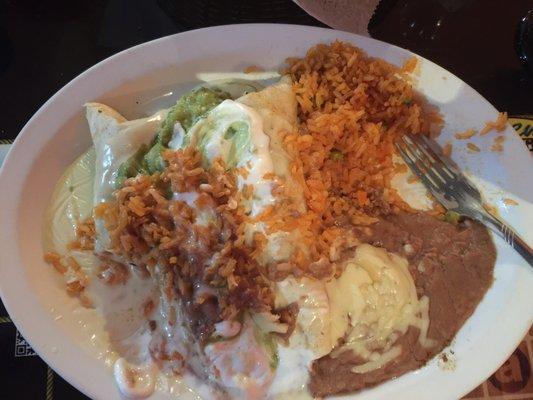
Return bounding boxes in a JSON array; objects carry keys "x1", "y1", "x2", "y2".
[
  {"x1": 353, "y1": 345, "x2": 402, "y2": 374},
  {"x1": 326, "y1": 244, "x2": 434, "y2": 373}
]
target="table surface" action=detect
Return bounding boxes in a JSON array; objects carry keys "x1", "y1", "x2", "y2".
[{"x1": 0, "y1": 0, "x2": 532, "y2": 399}]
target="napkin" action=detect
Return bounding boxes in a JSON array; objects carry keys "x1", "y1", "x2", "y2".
[{"x1": 293, "y1": 0, "x2": 381, "y2": 35}]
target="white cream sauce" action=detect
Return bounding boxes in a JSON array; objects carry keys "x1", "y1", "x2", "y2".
[
  {"x1": 43, "y1": 145, "x2": 211, "y2": 400},
  {"x1": 114, "y1": 358, "x2": 157, "y2": 398},
  {"x1": 268, "y1": 346, "x2": 314, "y2": 399},
  {"x1": 205, "y1": 318, "x2": 274, "y2": 399},
  {"x1": 275, "y1": 277, "x2": 333, "y2": 359},
  {"x1": 168, "y1": 122, "x2": 186, "y2": 149},
  {"x1": 187, "y1": 99, "x2": 276, "y2": 216},
  {"x1": 172, "y1": 191, "x2": 198, "y2": 207},
  {"x1": 43, "y1": 148, "x2": 95, "y2": 255},
  {"x1": 87, "y1": 105, "x2": 169, "y2": 204}
]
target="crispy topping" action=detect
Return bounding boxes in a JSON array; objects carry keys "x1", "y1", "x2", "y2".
[
  {"x1": 491, "y1": 135, "x2": 505, "y2": 152},
  {"x1": 467, "y1": 142, "x2": 481, "y2": 152},
  {"x1": 442, "y1": 142, "x2": 452, "y2": 157},
  {"x1": 97, "y1": 148, "x2": 275, "y2": 325},
  {"x1": 454, "y1": 129, "x2": 477, "y2": 140},
  {"x1": 67, "y1": 220, "x2": 95, "y2": 251},
  {"x1": 44, "y1": 252, "x2": 67, "y2": 274},
  {"x1": 44, "y1": 251, "x2": 91, "y2": 305},
  {"x1": 98, "y1": 259, "x2": 130, "y2": 285}
]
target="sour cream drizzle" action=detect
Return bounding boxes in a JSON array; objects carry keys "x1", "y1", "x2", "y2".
[{"x1": 185, "y1": 99, "x2": 276, "y2": 216}]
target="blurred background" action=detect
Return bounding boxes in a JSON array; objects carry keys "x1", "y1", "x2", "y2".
[{"x1": 0, "y1": 0, "x2": 532, "y2": 142}]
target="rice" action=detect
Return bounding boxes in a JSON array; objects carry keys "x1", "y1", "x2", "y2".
[
  {"x1": 285, "y1": 41, "x2": 442, "y2": 228},
  {"x1": 442, "y1": 142, "x2": 452, "y2": 157},
  {"x1": 467, "y1": 142, "x2": 481, "y2": 152},
  {"x1": 480, "y1": 112, "x2": 508, "y2": 135},
  {"x1": 244, "y1": 65, "x2": 264, "y2": 73},
  {"x1": 454, "y1": 129, "x2": 477, "y2": 140},
  {"x1": 491, "y1": 135, "x2": 505, "y2": 153},
  {"x1": 503, "y1": 198, "x2": 518, "y2": 206},
  {"x1": 402, "y1": 56, "x2": 418, "y2": 73},
  {"x1": 43, "y1": 251, "x2": 92, "y2": 306}
]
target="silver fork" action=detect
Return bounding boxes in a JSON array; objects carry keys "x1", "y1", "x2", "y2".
[{"x1": 396, "y1": 134, "x2": 533, "y2": 266}]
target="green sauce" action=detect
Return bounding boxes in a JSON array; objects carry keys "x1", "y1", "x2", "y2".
[
  {"x1": 115, "y1": 143, "x2": 150, "y2": 188},
  {"x1": 158, "y1": 87, "x2": 231, "y2": 146},
  {"x1": 224, "y1": 121, "x2": 251, "y2": 168},
  {"x1": 115, "y1": 87, "x2": 230, "y2": 188}
]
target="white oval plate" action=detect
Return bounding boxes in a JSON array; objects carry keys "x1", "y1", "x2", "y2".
[{"x1": 0, "y1": 24, "x2": 532, "y2": 400}]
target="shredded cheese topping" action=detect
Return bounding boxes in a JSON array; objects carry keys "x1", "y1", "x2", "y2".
[{"x1": 326, "y1": 244, "x2": 435, "y2": 373}]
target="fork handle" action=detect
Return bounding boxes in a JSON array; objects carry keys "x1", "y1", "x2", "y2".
[{"x1": 480, "y1": 214, "x2": 533, "y2": 266}]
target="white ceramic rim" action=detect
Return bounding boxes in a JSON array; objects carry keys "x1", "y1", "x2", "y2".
[{"x1": 0, "y1": 24, "x2": 532, "y2": 400}]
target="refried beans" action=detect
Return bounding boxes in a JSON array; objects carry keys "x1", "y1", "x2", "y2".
[{"x1": 309, "y1": 212, "x2": 496, "y2": 397}]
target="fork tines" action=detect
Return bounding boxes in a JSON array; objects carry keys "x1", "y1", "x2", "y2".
[
  {"x1": 395, "y1": 135, "x2": 453, "y2": 188},
  {"x1": 395, "y1": 134, "x2": 482, "y2": 204}
]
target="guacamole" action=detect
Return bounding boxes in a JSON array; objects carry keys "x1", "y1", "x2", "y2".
[{"x1": 115, "y1": 87, "x2": 230, "y2": 188}]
